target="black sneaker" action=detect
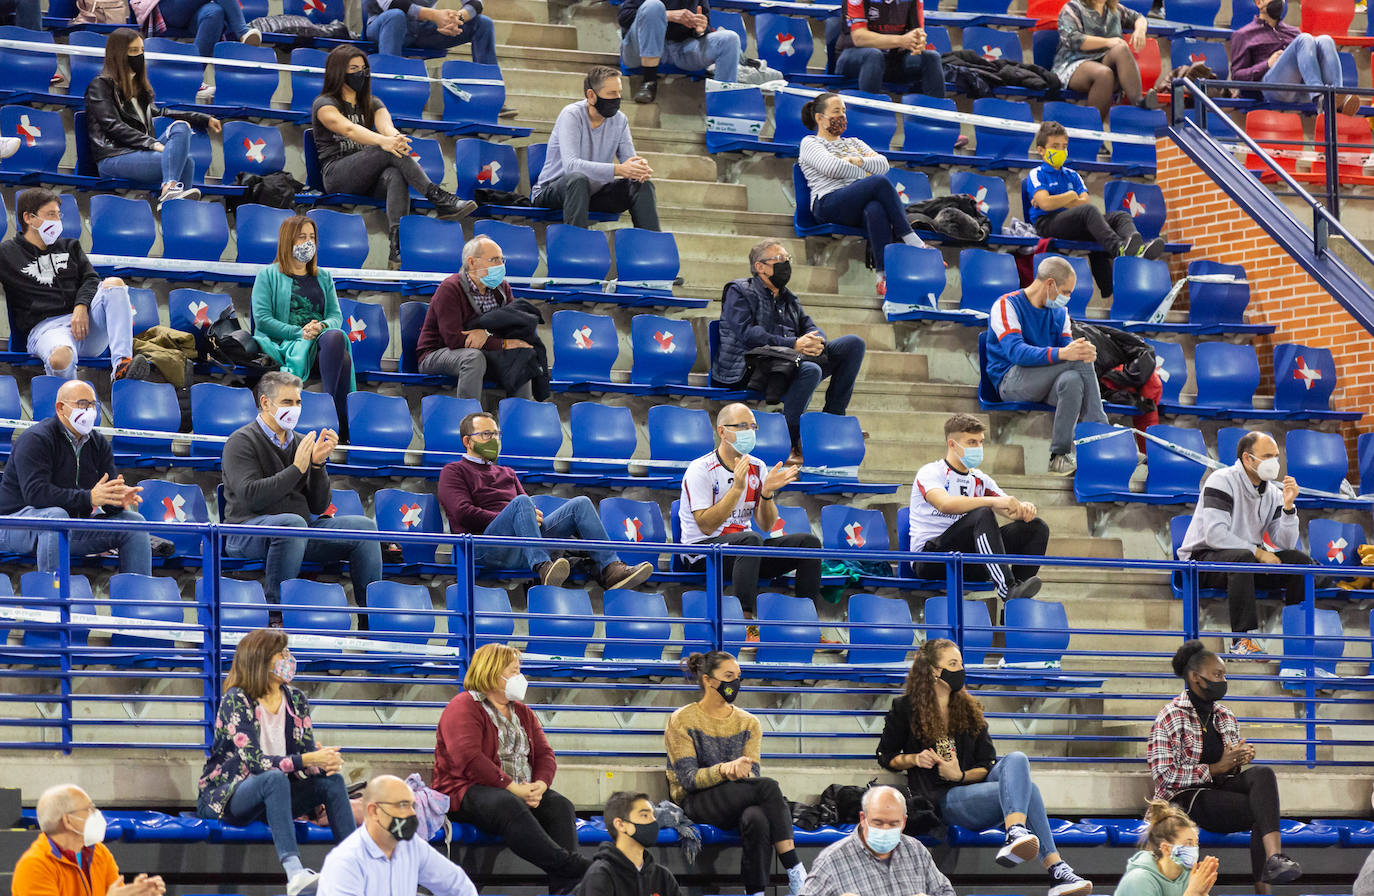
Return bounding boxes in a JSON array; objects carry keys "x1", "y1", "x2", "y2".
[
  {"x1": 1262, "y1": 853, "x2": 1302, "y2": 884},
  {"x1": 1048, "y1": 860, "x2": 1093, "y2": 896},
  {"x1": 1119, "y1": 233, "x2": 1144, "y2": 257},
  {"x1": 113, "y1": 353, "x2": 151, "y2": 381},
  {"x1": 1005, "y1": 576, "x2": 1042, "y2": 601},
  {"x1": 996, "y1": 823, "x2": 1039, "y2": 867},
  {"x1": 1142, "y1": 237, "x2": 1167, "y2": 260},
  {"x1": 634, "y1": 80, "x2": 657, "y2": 104}
]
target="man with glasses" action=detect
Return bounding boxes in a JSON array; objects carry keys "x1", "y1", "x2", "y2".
[
  {"x1": 438, "y1": 412, "x2": 655, "y2": 589},
  {"x1": 318, "y1": 774, "x2": 478, "y2": 896},
  {"x1": 0, "y1": 378, "x2": 152, "y2": 576},
  {"x1": 712, "y1": 239, "x2": 865, "y2": 465},
  {"x1": 532, "y1": 65, "x2": 660, "y2": 230},
  {"x1": 12, "y1": 784, "x2": 165, "y2": 896},
  {"x1": 677, "y1": 402, "x2": 819, "y2": 632},
  {"x1": 417, "y1": 235, "x2": 539, "y2": 404}
]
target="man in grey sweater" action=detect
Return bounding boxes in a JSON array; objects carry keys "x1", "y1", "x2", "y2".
[
  {"x1": 1177, "y1": 431, "x2": 1308, "y2": 659},
  {"x1": 531, "y1": 65, "x2": 660, "y2": 230}
]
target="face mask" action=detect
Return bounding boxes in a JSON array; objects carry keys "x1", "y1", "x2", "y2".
[
  {"x1": 960, "y1": 445, "x2": 983, "y2": 469},
  {"x1": 626, "y1": 818, "x2": 660, "y2": 848},
  {"x1": 480, "y1": 263, "x2": 506, "y2": 290},
  {"x1": 36, "y1": 218, "x2": 62, "y2": 247},
  {"x1": 80, "y1": 809, "x2": 106, "y2": 847},
  {"x1": 1044, "y1": 147, "x2": 1068, "y2": 169},
  {"x1": 714, "y1": 676, "x2": 741, "y2": 704},
  {"x1": 504, "y1": 672, "x2": 528, "y2": 702},
  {"x1": 128, "y1": 54, "x2": 146, "y2": 76},
  {"x1": 273, "y1": 404, "x2": 301, "y2": 434},
  {"x1": 864, "y1": 823, "x2": 902, "y2": 855},
  {"x1": 382, "y1": 808, "x2": 419, "y2": 842},
  {"x1": 939, "y1": 667, "x2": 966, "y2": 694},
  {"x1": 472, "y1": 437, "x2": 501, "y2": 462},
  {"x1": 1170, "y1": 844, "x2": 1199, "y2": 869},
  {"x1": 767, "y1": 259, "x2": 792, "y2": 290},
  {"x1": 1196, "y1": 676, "x2": 1227, "y2": 702},
  {"x1": 272, "y1": 653, "x2": 296, "y2": 684},
  {"x1": 344, "y1": 70, "x2": 369, "y2": 94},
  {"x1": 1264, "y1": 0, "x2": 1283, "y2": 21},
  {"x1": 292, "y1": 240, "x2": 316, "y2": 264},
  {"x1": 730, "y1": 428, "x2": 756, "y2": 456},
  {"x1": 824, "y1": 114, "x2": 846, "y2": 137},
  {"x1": 1047, "y1": 286, "x2": 1070, "y2": 309},
  {"x1": 68, "y1": 406, "x2": 98, "y2": 436},
  {"x1": 592, "y1": 94, "x2": 621, "y2": 119},
  {"x1": 1254, "y1": 456, "x2": 1281, "y2": 481}
]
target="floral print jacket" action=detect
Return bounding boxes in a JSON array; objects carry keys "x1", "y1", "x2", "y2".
[{"x1": 197, "y1": 685, "x2": 320, "y2": 818}]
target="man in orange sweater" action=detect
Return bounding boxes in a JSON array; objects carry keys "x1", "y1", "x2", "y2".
[{"x1": 11, "y1": 784, "x2": 165, "y2": 896}]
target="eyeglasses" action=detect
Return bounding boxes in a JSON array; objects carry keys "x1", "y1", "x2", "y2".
[
  {"x1": 470, "y1": 429, "x2": 500, "y2": 440},
  {"x1": 377, "y1": 800, "x2": 416, "y2": 812},
  {"x1": 346, "y1": 65, "x2": 370, "y2": 75},
  {"x1": 483, "y1": 255, "x2": 505, "y2": 264},
  {"x1": 69, "y1": 400, "x2": 97, "y2": 411},
  {"x1": 761, "y1": 255, "x2": 791, "y2": 265},
  {"x1": 722, "y1": 423, "x2": 759, "y2": 431}
]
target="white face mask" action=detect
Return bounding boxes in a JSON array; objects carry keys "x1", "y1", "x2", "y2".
[
  {"x1": 1251, "y1": 454, "x2": 1281, "y2": 482},
  {"x1": 36, "y1": 218, "x2": 62, "y2": 247},
  {"x1": 504, "y1": 672, "x2": 529, "y2": 702},
  {"x1": 68, "y1": 405, "x2": 97, "y2": 436},
  {"x1": 273, "y1": 404, "x2": 301, "y2": 433},
  {"x1": 80, "y1": 809, "x2": 106, "y2": 847}
]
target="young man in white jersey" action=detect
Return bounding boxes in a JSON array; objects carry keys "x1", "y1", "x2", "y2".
[
  {"x1": 677, "y1": 402, "x2": 819, "y2": 628},
  {"x1": 908, "y1": 414, "x2": 1048, "y2": 600}
]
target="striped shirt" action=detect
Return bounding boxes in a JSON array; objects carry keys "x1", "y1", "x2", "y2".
[
  {"x1": 472, "y1": 691, "x2": 532, "y2": 783},
  {"x1": 799, "y1": 135, "x2": 891, "y2": 205}
]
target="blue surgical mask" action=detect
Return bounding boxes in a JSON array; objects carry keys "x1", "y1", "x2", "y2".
[
  {"x1": 1047, "y1": 287, "x2": 1070, "y2": 309},
  {"x1": 480, "y1": 263, "x2": 506, "y2": 290},
  {"x1": 961, "y1": 445, "x2": 983, "y2": 469},
  {"x1": 1170, "y1": 844, "x2": 1199, "y2": 869},
  {"x1": 865, "y1": 824, "x2": 902, "y2": 855},
  {"x1": 732, "y1": 428, "x2": 756, "y2": 456}
]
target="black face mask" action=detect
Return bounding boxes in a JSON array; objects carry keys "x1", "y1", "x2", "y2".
[
  {"x1": 128, "y1": 54, "x2": 146, "y2": 76},
  {"x1": 939, "y1": 668, "x2": 966, "y2": 694},
  {"x1": 715, "y1": 677, "x2": 741, "y2": 704},
  {"x1": 1264, "y1": 0, "x2": 1283, "y2": 20},
  {"x1": 626, "y1": 819, "x2": 660, "y2": 848},
  {"x1": 1195, "y1": 676, "x2": 1227, "y2": 702},
  {"x1": 382, "y1": 808, "x2": 419, "y2": 842},
  {"x1": 592, "y1": 93, "x2": 621, "y2": 120},
  {"x1": 345, "y1": 70, "x2": 370, "y2": 95},
  {"x1": 767, "y1": 260, "x2": 792, "y2": 290}
]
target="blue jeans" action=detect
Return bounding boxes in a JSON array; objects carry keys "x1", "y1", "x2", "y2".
[
  {"x1": 27, "y1": 283, "x2": 137, "y2": 376},
  {"x1": 477, "y1": 494, "x2": 620, "y2": 572},
  {"x1": 0, "y1": 507, "x2": 151, "y2": 575},
  {"x1": 223, "y1": 513, "x2": 383, "y2": 610},
  {"x1": 15, "y1": 0, "x2": 39, "y2": 30},
  {"x1": 222, "y1": 769, "x2": 355, "y2": 865},
  {"x1": 158, "y1": 0, "x2": 250, "y2": 57},
  {"x1": 782, "y1": 334, "x2": 865, "y2": 449},
  {"x1": 940, "y1": 751, "x2": 1057, "y2": 860},
  {"x1": 1263, "y1": 32, "x2": 1342, "y2": 103},
  {"x1": 812, "y1": 176, "x2": 913, "y2": 272},
  {"x1": 620, "y1": 0, "x2": 741, "y2": 82},
  {"x1": 836, "y1": 47, "x2": 944, "y2": 97},
  {"x1": 96, "y1": 121, "x2": 195, "y2": 190},
  {"x1": 367, "y1": 7, "x2": 498, "y2": 64}
]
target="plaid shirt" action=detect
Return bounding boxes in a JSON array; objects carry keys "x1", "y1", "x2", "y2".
[
  {"x1": 1146, "y1": 691, "x2": 1241, "y2": 801},
  {"x1": 473, "y1": 691, "x2": 532, "y2": 783},
  {"x1": 799, "y1": 830, "x2": 955, "y2": 896}
]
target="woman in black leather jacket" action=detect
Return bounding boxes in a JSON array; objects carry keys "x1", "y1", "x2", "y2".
[{"x1": 84, "y1": 29, "x2": 222, "y2": 209}]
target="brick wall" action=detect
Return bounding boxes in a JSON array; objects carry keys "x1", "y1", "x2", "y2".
[{"x1": 1154, "y1": 138, "x2": 1371, "y2": 458}]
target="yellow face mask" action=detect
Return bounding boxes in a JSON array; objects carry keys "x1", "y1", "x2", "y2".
[{"x1": 1044, "y1": 147, "x2": 1068, "y2": 169}]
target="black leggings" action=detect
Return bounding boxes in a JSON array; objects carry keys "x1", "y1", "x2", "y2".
[
  {"x1": 322, "y1": 146, "x2": 435, "y2": 229},
  {"x1": 681, "y1": 777, "x2": 792, "y2": 894},
  {"x1": 1174, "y1": 765, "x2": 1281, "y2": 883},
  {"x1": 450, "y1": 784, "x2": 589, "y2": 894}
]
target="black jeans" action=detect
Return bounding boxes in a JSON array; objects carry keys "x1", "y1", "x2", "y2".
[
  {"x1": 1189, "y1": 547, "x2": 1311, "y2": 634},
  {"x1": 1174, "y1": 766, "x2": 1281, "y2": 883},
  {"x1": 535, "y1": 173, "x2": 660, "y2": 231},
  {"x1": 450, "y1": 784, "x2": 589, "y2": 894},
  {"x1": 685, "y1": 531, "x2": 821, "y2": 615},
  {"x1": 914, "y1": 508, "x2": 1049, "y2": 596},
  {"x1": 681, "y1": 778, "x2": 793, "y2": 894},
  {"x1": 322, "y1": 146, "x2": 435, "y2": 229},
  {"x1": 1035, "y1": 205, "x2": 1138, "y2": 296}
]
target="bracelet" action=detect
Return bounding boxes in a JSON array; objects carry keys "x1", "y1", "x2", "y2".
[
  {"x1": 760, "y1": 492, "x2": 775, "y2": 501},
  {"x1": 958, "y1": 770, "x2": 966, "y2": 783}
]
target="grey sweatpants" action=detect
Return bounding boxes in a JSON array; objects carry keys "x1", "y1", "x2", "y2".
[{"x1": 998, "y1": 360, "x2": 1108, "y2": 456}]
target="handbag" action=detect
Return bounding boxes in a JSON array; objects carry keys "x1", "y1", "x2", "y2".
[{"x1": 74, "y1": 0, "x2": 129, "y2": 23}]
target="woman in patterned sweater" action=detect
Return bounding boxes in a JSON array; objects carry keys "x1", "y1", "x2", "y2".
[
  {"x1": 197, "y1": 627, "x2": 355, "y2": 896},
  {"x1": 665, "y1": 650, "x2": 807, "y2": 896}
]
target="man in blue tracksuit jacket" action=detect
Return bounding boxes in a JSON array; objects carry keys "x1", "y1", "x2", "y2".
[{"x1": 985, "y1": 255, "x2": 1108, "y2": 477}]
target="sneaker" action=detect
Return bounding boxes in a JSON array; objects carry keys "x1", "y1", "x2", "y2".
[
  {"x1": 1047, "y1": 861, "x2": 1093, "y2": 896},
  {"x1": 600, "y1": 560, "x2": 654, "y2": 590},
  {"x1": 0, "y1": 136, "x2": 19, "y2": 160},
  {"x1": 634, "y1": 80, "x2": 658, "y2": 104},
  {"x1": 1048, "y1": 454, "x2": 1077, "y2": 476},
  {"x1": 196, "y1": 82, "x2": 215, "y2": 102},
  {"x1": 876, "y1": 276, "x2": 886, "y2": 298},
  {"x1": 240, "y1": 26, "x2": 262, "y2": 45},
  {"x1": 1005, "y1": 575, "x2": 1042, "y2": 601},
  {"x1": 1261, "y1": 853, "x2": 1302, "y2": 884},
  {"x1": 113, "y1": 354, "x2": 151, "y2": 381},
  {"x1": 1119, "y1": 233, "x2": 1144, "y2": 258},
  {"x1": 534, "y1": 557, "x2": 570, "y2": 587},
  {"x1": 50, "y1": 72, "x2": 65, "y2": 87},
  {"x1": 786, "y1": 863, "x2": 808, "y2": 896},
  {"x1": 746, "y1": 624, "x2": 760, "y2": 642},
  {"x1": 1230, "y1": 636, "x2": 1270, "y2": 659},
  {"x1": 286, "y1": 869, "x2": 320, "y2": 896},
  {"x1": 1138, "y1": 88, "x2": 1160, "y2": 110},
  {"x1": 996, "y1": 824, "x2": 1039, "y2": 867},
  {"x1": 1141, "y1": 236, "x2": 1167, "y2": 260}
]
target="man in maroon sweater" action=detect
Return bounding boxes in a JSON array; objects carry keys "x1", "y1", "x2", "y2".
[{"x1": 438, "y1": 412, "x2": 654, "y2": 588}]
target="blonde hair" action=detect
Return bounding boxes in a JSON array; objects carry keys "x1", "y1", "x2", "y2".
[
  {"x1": 1138, "y1": 799, "x2": 1197, "y2": 856},
  {"x1": 464, "y1": 643, "x2": 521, "y2": 693}
]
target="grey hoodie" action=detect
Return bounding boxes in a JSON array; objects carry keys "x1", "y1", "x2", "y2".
[{"x1": 1115, "y1": 850, "x2": 1190, "y2": 896}]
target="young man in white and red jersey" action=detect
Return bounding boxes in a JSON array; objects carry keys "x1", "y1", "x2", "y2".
[
  {"x1": 833, "y1": 0, "x2": 944, "y2": 97},
  {"x1": 677, "y1": 402, "x2": 818, "y2": 629},
  {"x1": 908, "y1": 414, "x2": 1048, "y2": 600}
]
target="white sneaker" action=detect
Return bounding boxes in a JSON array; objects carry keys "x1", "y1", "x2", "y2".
[
  {"x1": 240, "y1": 26, "x2": 262, "y2": 45},
  {"x1": 286, "y1": 869, "x2": 319, "y2": 896},
  {"x1": 0, "y1": 137, "x2": 20, "y2": 160},
  {"x1": 786, "y1": 864, "x2": 807, "y2": 896},
  {"x1": 196, "y1": 82, "x2": 216, "y2": 102}
]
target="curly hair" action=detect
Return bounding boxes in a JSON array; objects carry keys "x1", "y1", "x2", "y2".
[{"x1": 903, "y1": 638, "x2": 985, "y2": 741}]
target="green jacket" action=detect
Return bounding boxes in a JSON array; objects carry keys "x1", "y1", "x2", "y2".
[
  {"x1": 1116, "y1": 850, "x2": 1190, "y2": 896},
  {"x1": 249, "y1": 264, "x2": 356, "y2": 391}
]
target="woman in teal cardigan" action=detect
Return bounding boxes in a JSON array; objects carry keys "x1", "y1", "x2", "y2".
[{"x1": 250, "y1": 215, "x2": 356, "y2": 439}]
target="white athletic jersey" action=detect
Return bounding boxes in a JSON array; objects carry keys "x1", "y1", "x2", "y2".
[
  {"x1": 678, "y1": 450, "x2": 767, "y2": 544},
  {"x1": 908, "y1": 460, "x2": 1003, "y2": 549}
]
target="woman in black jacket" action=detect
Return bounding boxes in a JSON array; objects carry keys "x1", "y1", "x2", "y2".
[
  {"x1": 83, "y1": 29, "x2": 221, "y2": 209},
  {"x1": 877, "y1": 638, "x2": 1092, "y2": 896}
]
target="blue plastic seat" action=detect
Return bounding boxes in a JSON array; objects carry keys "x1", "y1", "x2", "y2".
[
  {"x1": 474, "y1": 220, "x2": 539, "y2": 285},
  {"x1": 151, "y1": 116, "x2": 212, "y2": 184},
  {"x1": 106, "y1": 573, "x2": 186, "y2": 657},
  {"x1": 680, "y1": 589, "x2": 749, "y2": 652},
  {"x1": 1146, "y1": 339, "x2": 1187, "y2": 406},
  {"x1": 368, "y1": 54, "x2": 430, "y2": 122},
  {"x1": 971, "y1": 97, "x2": 1034, "y2": 164},
  {"x1": 198, "y1": 577, "x2": 269, "y2": 633},
  {"x1": 447, "y1": 583, "x2": 515, "y2": 647},
  {"x1": 899, "y1": 95, "x2": 964, "y2": 164},
  {"x1": 1170, "y1": 38, "x2": 1228, "y2": 78},
  {"x1": 66, "y1": 32, "x2": 108, "y2": 101},
  {"x1": 881, "y1": 245, "x2": 948, "y2": 320},
  {"x1": 29, "y1": 375, "x2": 62, "y2": 421},
  {"x1": 289, "y1": 48, "x2": 327, "y2": 117},
  {"x1": 1143, "y1": 424, "x2": 1210, "y2": 502},
  {"x1": 1032, "y1": 253, "x2": 1093, "y2": 317},
  {"x1": 846, "y1": 593, "x2": 915, "y2": 664},
  {"x1": 599, "y1": 497, "x2": 666, "y2": 568},
  {"x1": 949, "y1": 171, "x2": 1008, "y2": 233},
  {"x1": 452, "y1": 138, "x2": 520, "y2": 200},
  {"x1": 705, "y1": 85, "x2": 767, "y2": 153},
  {"x1": 281, "y1": 578, "x2": 352, "y2": 634},
  {"x1": 1042, "y1": 100, "x2": 1104, "y2": 162},
  {"x1": 1192, "y1": 342, "x2": 1264, "y2": 417},
  {"x1": 1280, "y1": 605, "x2": 1344, "y2": 679},
  {"x1": 1108, "y1": 256, "x2": 1171, "y2": 323},
  {"x1": 90, "y1": 194, "x2": 156, "y2": 257},
  {"x1": 168, "y1": 288, "x2": 233, "y2": 351},
  {"x1": 569, "y1": 402, "x2": 638, "y2": 478},
  {"x1": 793, "y1": 164, "x2": 860, "y2": 238},
  {"x1": 374, "y1": 488, "x2": 444, "y2": 567},
  {"x1": 1187, "y1": 260, "x2": 1253, "y2": 332},
  {"x1": 546, "y1": 224, "x2": 610, "y2": 292},
  {"x1": 136, "y1": 479, "x2": 210, "y2": 558},
  {"x1": 405, "y1": 136, "x2": 447, "y2": 195},
  {"x1": 439, "y1": 60, "x2": 510, "y2": 131},
  {"x1": 1165, "y1": 0, "x2": 1221, "y2": 26},
  {"x1": 963, "y1": 26, "x2": 1022, "y2": 64},
  {"x1": 2, "y1": 105, "x2": 64, "y2": 179},
  {"x1": 922, "y1": 596, "x2": 992, "y2": 663},
  {"x1": 161, "y1": 200, "x2": 229, "y2": 263},
  {"x1": 1107, "y1": 106, "x2": 1165, "y2": 171},
  {"x1": 0, "y1": 28, "x2": 57, "y2": 97},
  {"x1": 1103, "y1": 180, "x2": 1166, "y2": 240},
  {"x1": 112, "y1": 380, "x2": 180, "y2": 463},
  {"x1": 756, "y1": 592, "x2": 819, "y2": 665},
  {"x1": 498, "y1": 396, "x2": 565, "y2": 477},
  {"x1": 396, "y1": 302, "x2": 439, "y2": 380},
  {"x1": 1273, "y1": 343, "x2": 1357, "y2": 419},
  {"x1": 0, "y1": 376, "x2": 20, "y2": 458},
  {"x1": 887, "y1": 168, "x2": 932, "y2": 207},
  {"x1": 419, "y1": 395, "x2": 483, "y2": 466},
  {"x1": 839, "y1": 90, "x2": 896, "y2": 151},
  {"x1": 346, "y1": 391, "x2": 411, "y2": 468},
  {"x1": 1072, "y1": 421, "x2": 1138, "y2": 502},
  {"x1": 322, "y1": 489, "x2": 364, "y2": 521},
  {"x1": 1308, "y1": 518, "x2": 1369, "y2": 591},
  {"x1": 750, "y1": 410, "x2": 791, "y2": 468},
  {"x1": 284, "y1": 0, "x2": 344, "y2": 22},
  {"x1": 612, "y1": 229, "x2": 684, "y2": 304},
  {"x1": 128, "y1": 287, "x2": 160, "y2": 336},
  {"x1": 754, "y1": 502, "x2": 812, "y2": 540},
  {"x1": 755, "y1": 13, "x2": 814, "y2": 79},
  {"x1": 296, "y1": 389, "x2": 340, "y2": 435},
  {"x1": 1003, "y1": 598, "x2": 1070, "y2": 664},
  {"x1": 212, "y1": 43, "x2": 280, "y2": 117},
  {"x1": 800, "y1": 412, "x2": 872, "y2": 490},
  {"x1": 959, "y1": 249, "x2": 1018, "y2": 317},
  {"x1": 923, "y1": 25, "x2": 952, "y2": 55},
  {"x1": 1286, "y1": 429, "x2": 1352, "y2": 502},
  {"x1": 550, "y1": 310, "x2": 618, "y2": 390},
  {"x1": 648, "y1": 405, "x2": 714, "y2": 475},
  {"x1": 221, "y1": 120, "x2": 286, "y2": 184},
  {"x1": 602, "y1": 590, "x2": 671, "y2": 662},
  {"x1": 144, "y1": 37, "x2": 206, "y2": 107},
  {"x1": 527, "y1": 586, "x2": 594, "y2": 659},
  {"x1": 336, "y1": 297, "x2": 389, "y2": 377},
  {"x1": 629, "y1": 315, "x2": 700, "y2": 391},
  {"x1": 820, "y1": 504, "x2": 891, "y2": 575},
  {"x1": 308, "y1": 208, "x2": 370, "y2": 270},
  {"x1": 366, "y1": 580, "x2": 436, "y2": 646},
  {"x1": 234, "y1": 204, "x2": 293, "y2": 265},
  {"x1": 397, "y1": 215, "x2": 467, "y2": 274},
  {"x1": 1216, "y1": 427, "x2": 1247, "y2": 466},
  {"x1": 18, "y1": 572, "x2": 96, "y2": 652}
]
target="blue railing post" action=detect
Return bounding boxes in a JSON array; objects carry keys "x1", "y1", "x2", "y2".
[
  {"x1": 1322, "y1": 87, "x2": 1340, "y2": 219},
  {"x1": 946, "y1": 554, "x2": 964, "y2": 650},
  {"x1": 57, "y1": 528, "x2": 73, "y2": 755},
  {"x1": 203, "y1": 526, "x2": 222, "y2": 752},
  {"x1": 706, "y1": 545, "x2": 723, "y2": 652},
  {"x1": 1181, "y1": 561, "x2": 1199, "y2": 641},
  {"x1": 455, "y1": 534, "x2": 476, "y2": 667},
  {"x1": 1303, "y1": 568, "x2": 1317, "y2": 768}
]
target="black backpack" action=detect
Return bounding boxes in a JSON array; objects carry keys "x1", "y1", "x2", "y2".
[
  {"x1": 234, "y1": 171, "x2": 305, "y2": 211},
  {"x1": 205, "y1": 305, "x2": 280, "y2": 374}
]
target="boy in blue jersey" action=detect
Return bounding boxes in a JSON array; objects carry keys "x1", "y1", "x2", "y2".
[
  {"x1": 986, "y1": 256, "x2": 1107, "y2": 476},
  {"x1": 1022, "y1": 121, "x2": 1165, "y2": 297}
]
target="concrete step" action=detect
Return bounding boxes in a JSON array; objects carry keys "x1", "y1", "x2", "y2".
[
  {"x1": 654, "y1": 176, "x2": 749, "y2": 211},
  {"x1": 492, "y1": 21, "x2": 579, "y2": 50},
  {"x1": 862, "y1": 350, "x2": 929, "y2": 381},
  {"x1": 639, "y1": 151, "x2": 719, "y2": 183},
  {"x1": 860, "y1": 438, "x2": 1024, "y2": 478},
  {"x1": 455, "y1": 0, "x2": 551, "y2": 22},
  {"x1": 506, "y1": 92, "x2": 663, "y2": 132}
]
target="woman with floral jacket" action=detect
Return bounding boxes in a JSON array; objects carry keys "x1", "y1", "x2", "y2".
[{"x1": 197, "y1": 627, "x2": 355, "y2": 896}]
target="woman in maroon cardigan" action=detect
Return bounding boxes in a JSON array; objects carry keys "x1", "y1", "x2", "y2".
[{"x1": 434, "y1": 643, "x2": 591, "y2": 893}]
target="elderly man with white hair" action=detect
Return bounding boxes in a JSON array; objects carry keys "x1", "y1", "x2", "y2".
[
  {"x1": 799, "y1": 785, "x2": 954, "y2": 896},
  {"x1": 11, "y1": 784, "x2": 165, "y2": 896}
]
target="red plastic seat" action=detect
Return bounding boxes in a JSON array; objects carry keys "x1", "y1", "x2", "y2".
[
  {"x1": 1301, "y1": 0, "x2": 1374, "y2": 45},
  {"x1": 1133, "y1": 37, "x2": 1162, "y2": 94},
  {"x1": 1299, "y1": 113, "x2": 1374, "y2": 186},
  {"x1": 1243, "y1": 110, "x2": 1305, "y2": 182}
]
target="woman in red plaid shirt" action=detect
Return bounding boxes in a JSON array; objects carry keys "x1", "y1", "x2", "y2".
[{"x1": 1146, "y1": 641, "x2": 1300, "y2": 891}]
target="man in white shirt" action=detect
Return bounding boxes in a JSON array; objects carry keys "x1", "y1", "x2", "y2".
[
  {"x1": 676, "y1": 402, "x2": 818, "y2": 628},
  {"x1": 317, "y1": 775, "x2": 477, "y2": 896},
  {"x1": 908, "y1": 414, "x2": 1047, "y2": 600}
]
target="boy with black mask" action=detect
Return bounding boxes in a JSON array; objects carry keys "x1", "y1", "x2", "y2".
[{"x1": 574, "y1": 792, "x2": 682, "y2": 896}]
